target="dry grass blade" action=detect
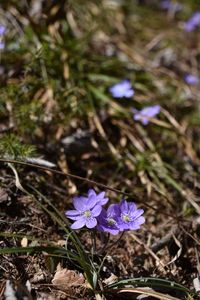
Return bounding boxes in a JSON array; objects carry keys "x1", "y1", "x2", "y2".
[
  {"x1": 7, "y1": 163, "x2": 27, "y2": 193},
  {"x1": 182, "y1": 189, "x2": 200, "y2": 216},
  {"x1": 92, "y1": 114, "x2": 121, "y2": 159},
  {"x1": 165, "y1": 234, "x2": 182, "y2": 266},
  {"x1": 116, "y1": 287, "x2": 181, "y2": 300}
]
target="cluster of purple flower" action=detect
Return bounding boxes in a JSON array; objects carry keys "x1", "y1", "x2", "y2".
[
  {"x1": 65, "y1": 189, "x2": 145, "y2": 235},
  {"x1": 109, "y1": 80, "x2": 161, "y2": 125},
  {"x1": 0, "y1": 24, "x2": 6, "y2": 50}
]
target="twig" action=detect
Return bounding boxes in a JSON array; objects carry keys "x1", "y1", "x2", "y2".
[
  {"x1": 0, "y1": 158, "x2": 128, "y2": 195},
  {"x1": 0, "y1": 158, "x2": 178, "y2": 219},
  {"x1": 130, "y1": 233, "x2": 167, "y2": 273}
]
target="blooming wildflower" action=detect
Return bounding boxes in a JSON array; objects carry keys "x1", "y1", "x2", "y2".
[
  {"x1": 87, "y1": 189, "x2": 109, "y2": 206},
  {"x1": 184, "y1": 74, "x2": 199, "y2": 85},
  {"x1": 97, "y1": 204, "x2": 121, "y2": 235},
  {"x1": 65, "y1": 195, "x2": 102, "y2": 229},
  {"x1": 160, "y1": 0, "x2": 182, "y2": 12},
  {"x1": 184, "y1": 12, "x2": 200, "y2": 32},
  {"x1": 109, "y1": 80, "x2": 134, "y2": 98},
  {"x1": 117, "y1": 200, "x2": 145, "y2": 231},
  {"x1": 132, "y1": 105, "x2": 161, "y2": 125}
]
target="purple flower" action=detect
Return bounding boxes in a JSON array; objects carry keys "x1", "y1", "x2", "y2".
[
  {"x1": 160, "y1": 0, "x2": 182, "y2": 12},
  {"x1": 97, "y1": 204, "x2": 121, "y2": 235},
  {"x1": 65, "y1": 194, "x2": 102, "y2": 229},
  {"x1": 0, "y1": 25, "x2": 6, "y2": 50},
  {"x1": 132, "y1": 105, "x2": 161, "y2": 125},
  {"x1": 87, "y1": 189, "x2": 109, "y2": 206},
  {"x1": 184, "y1": 12, "x2": 200, "y2": 32},
  {"x1": 0, "y1": 25, "x2": 6, "y2": 36},
  {"x1": 109, "y1": 80, "x2": 134, "y2": 98},
  {"x1": 117, "y1": 200, "x2": 145, "y2": 231},
  {"x1": 0, "y1": 41, "x2": 5, "y2": 50},
  {"x1": 184, "y1": 74, "x2": 199, "y2": 85}
]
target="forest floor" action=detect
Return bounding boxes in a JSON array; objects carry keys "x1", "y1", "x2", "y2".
[{"x1": 0, "y1": 1, "x2": 200, "y2": 299}]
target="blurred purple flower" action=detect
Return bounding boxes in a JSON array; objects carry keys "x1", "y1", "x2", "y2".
[
  {"x1": 132, "y1": 105, "x2": 161, "y2": 125},
  {"x1": 65, "y1": 194, "x2": 102, "y2": 229},
  {"x1": 97, "y1": 204, "x2": 120, "y2": 235},
  {"x1": 0, "y1": 25, "x2": 6, "y2": 36},
  {"x1": 117, "y1": 200, "x2": 145, "y2": 231},
  {"x1": 109, "y1": 80, "x2": 134, "y2": 98},
  {"x1": 184, "y1": 12, "x2": 200, "y2": 32},
  {"x1": 160, "y1": 0, "x2": 182, "y2": 12},
  {"x1": 184, "y1": 74, "x2": 199, "y2": 85},
  {"x1": 0, "y1": 41, "x2": 5, "y2": 50},
  {"x1": 0, "y1": 25, "x2": 6, "y2": 50}
]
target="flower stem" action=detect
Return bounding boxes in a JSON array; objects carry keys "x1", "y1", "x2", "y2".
[
  {"x1": 91, "y1": 230, "x2": 97, "y2": 256},
  {"x1": 104, "y1": 231, "x2": 125, "y2": 253}
]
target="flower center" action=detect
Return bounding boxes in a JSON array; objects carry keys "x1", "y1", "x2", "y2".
[
  {"x1": 107, "y1": 218, "x2": 116, "y2": 225},
  {"x1": 122, "y1": 214, "x2": 131, "y2": 222},
  {"x1": 83, "y1": 210, "x2": 91, "y2": 218}
]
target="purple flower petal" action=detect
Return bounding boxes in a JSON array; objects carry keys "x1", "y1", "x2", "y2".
[
  {"x1": 97, "y1": 191, "x2": 105, "y2": 198},
  {"x1": 85, "y1": 217, "x2": 97, "y2": 228},
  {"x1": 130, "y1": 208, "x2": 144, "y2": 219},
  {"x1": 118, "y1": 221, "x2": 129, "y2": 231},
  {"x1": 87, "y1": 189, "x2": 96, "y2": 197},
  {"x1": 87, "y1": 190, "x2": 109, "y2": 206},
  {"x1": 98, "y1": 223, "x2": 120, "y2": 235},
  {"x1": 91, "y1": 204, "x2": 102, "y2": 217},
  {"x1": 71, "y1": 217, "x2": 86, "y2": 229},
  {"x1": 128, "y1": 202, "x2": 137, "y2": 212},
  {"x1": 73, "y1": 196, "x2": 88, "y2": 211},
  {"x1": 85, "y1": 195, "x2": 99, "y2": 209},
  {"x1": 107, "y1": 203, "x2": 121, "y2": 215},
  {"x1": 95, "y1": 191, "x2": 109, "y2": 205},
  {"x1": 129, "y1": 216, "x2": 145, "y2": 230},
  {"x1": 65, "y1": 210, "x2": 80, "y2": 220}
]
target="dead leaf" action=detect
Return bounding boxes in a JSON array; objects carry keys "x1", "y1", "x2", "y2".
[
  {"x1": 52, "y1": 264, "x2": 85, "y2": 293},
  {"x1": 103, "y1": 274, "x2": 118, "y2": 285}
]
